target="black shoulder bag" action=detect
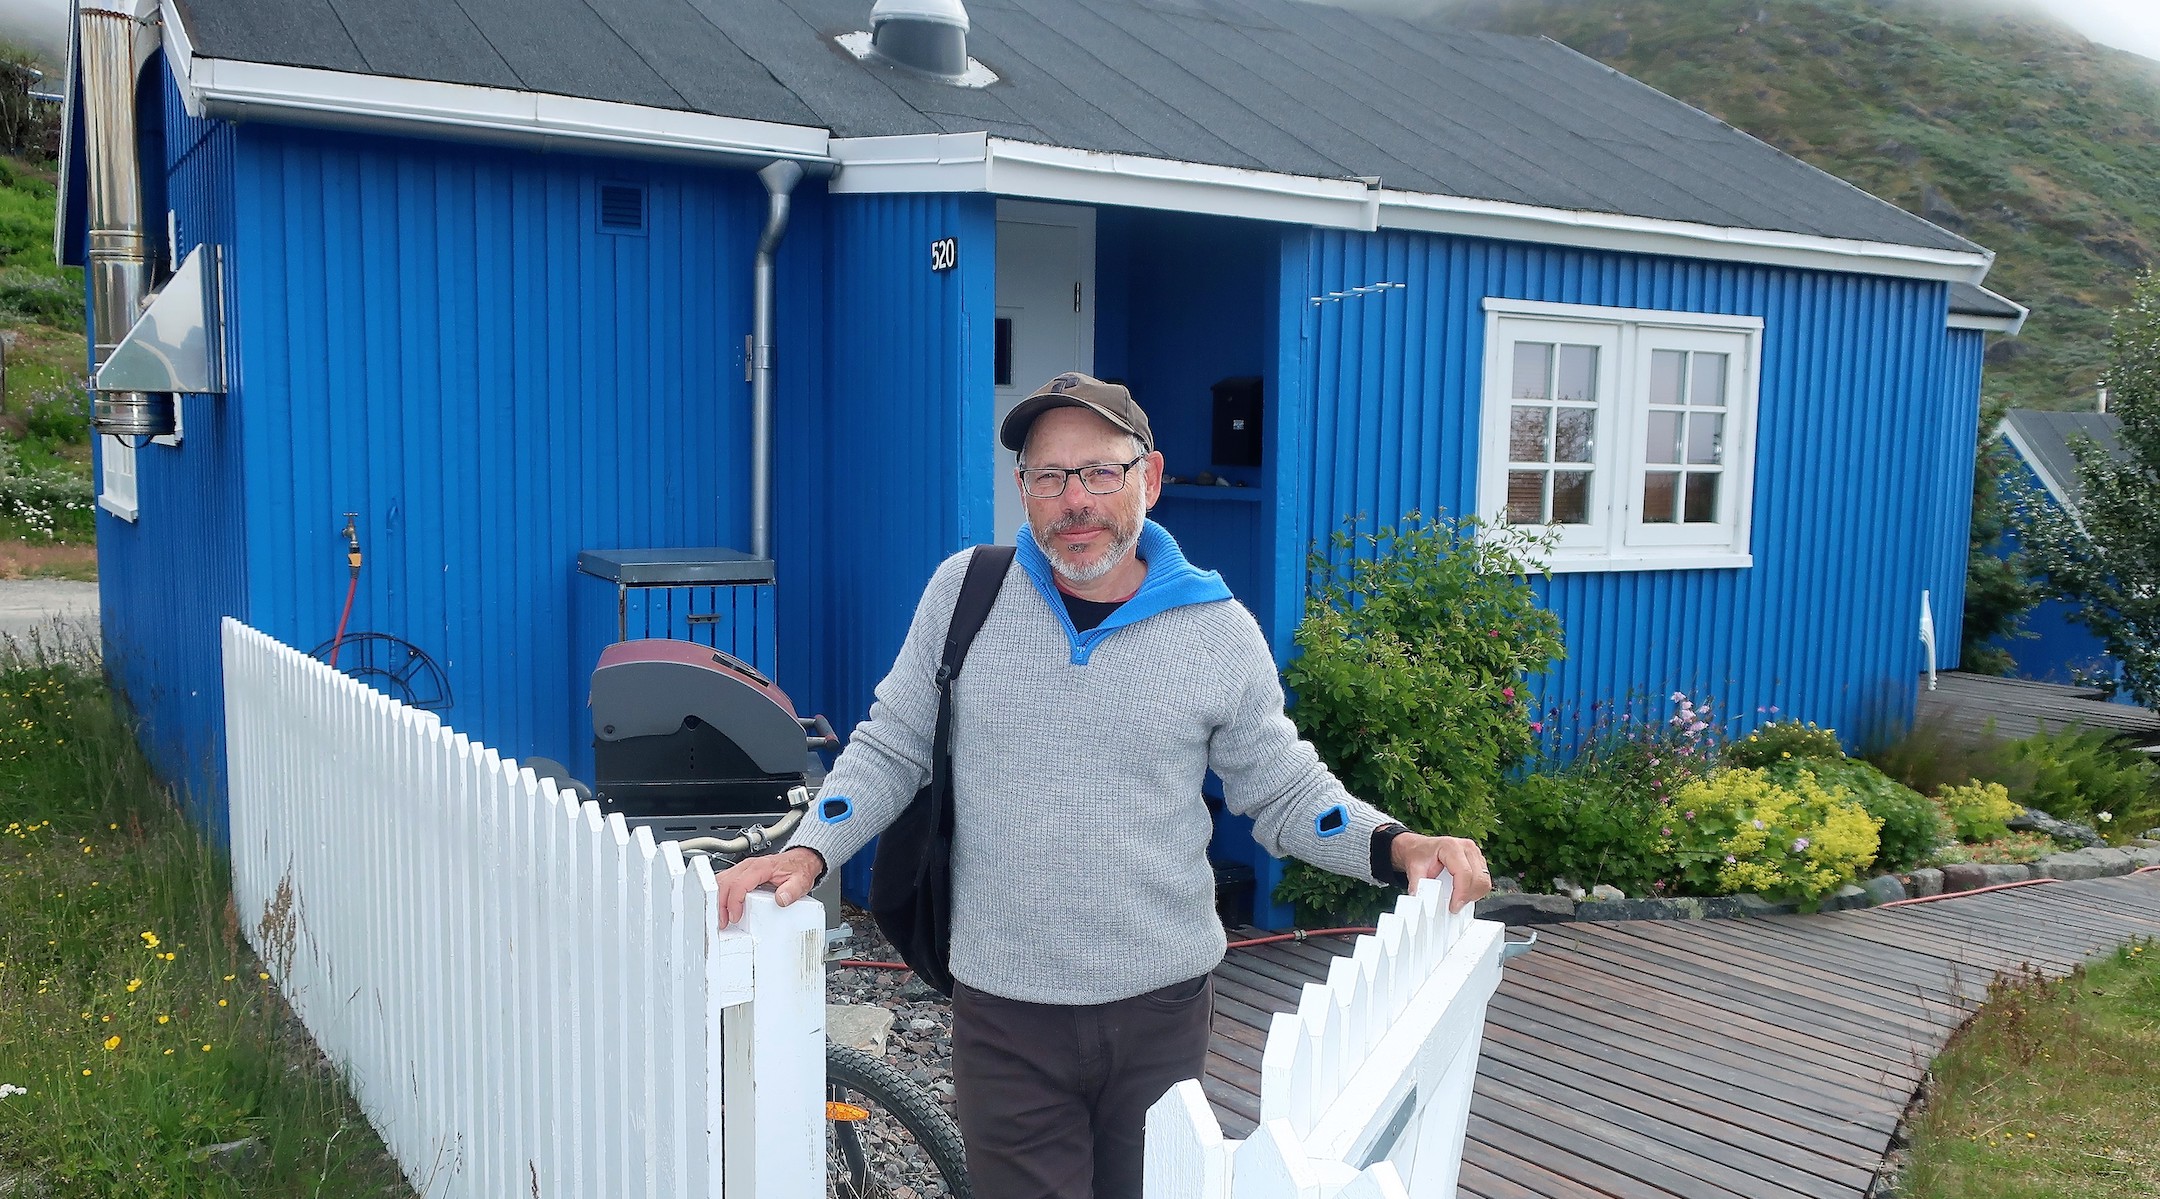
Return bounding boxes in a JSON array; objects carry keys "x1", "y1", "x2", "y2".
[{"x1": 867, "y1": 544, "x2": 1016, "y2": 996}]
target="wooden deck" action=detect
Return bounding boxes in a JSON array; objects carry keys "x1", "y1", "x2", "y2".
[
  {"x1": 1914, "y1": 671, "x2": 2160, "y2": 748},
  {"x1": 1205, "y1": 872, "x2": 2160, "y2": 1198}
]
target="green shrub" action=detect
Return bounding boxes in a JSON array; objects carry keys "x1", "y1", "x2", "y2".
[
  {"x1": 1487, "y1": 770, "x2": 1671, "y2": 898},
  {"x1": 1666, "y1": 767, "x2": 1882, "y2": 904},
  {"x1": 22, "y1": 379, "x2": 89, "y2": 446},
  {"x1": 1277, "y1": 514, "x2": 1564, "y2": 923},
  {"x1": 1723, "y1": 719, "x2": 1847, "y2": 769},
  {"x1": 0, "y1": 265, "x2": 82, "y2": 327},
  {"x1": 1937, "y1": 780, "x2": 2020, "y2": 842},
  {"x1": 1993, "y1": 726, "x2": 2158, "y2": 826},
  {"x1": 1772, "y1": 757, "x2": 1947, "y2": 873},
  {"x1": 0, "y1": 436, "x2": 94, "y2": 543},
  {"x1": 1865, "y1": 712, "x2": 2010, "y2": 799}
]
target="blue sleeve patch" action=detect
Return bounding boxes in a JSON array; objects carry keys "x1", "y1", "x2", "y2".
[
  {"x1": 819, "y1": 796, "x2": 854, "y2": 824},
  {"x1": 1314, "y1": 804, "x2": 1348, "y2": 838}
]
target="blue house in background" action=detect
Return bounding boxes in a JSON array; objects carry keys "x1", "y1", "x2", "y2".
[
  {"x1": 63, "y1": 0, "x2": 2020, "y2": 924},
  {"x1": 1994, "y1": 407, "x2": 2129, "y2": 696}
]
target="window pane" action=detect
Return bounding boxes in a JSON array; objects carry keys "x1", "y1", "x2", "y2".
[
  {"x1": 1649, "y1": 349, "x2": 1685, "y2": 406},
  {"x1": 1510, "y1": 406, "x2": 1550, "y2": 462},
  {"x1": 1551, "y1": 471, "x2": 1591, "y2": 524},
  {"x1": 1691, "y1": 353, "x2": 1728, "y2": 407},
  {"x1": 1512, "y1": 343, "x2": 1552, "y2": 400},
  {"x1": 1684, "y1": 473, "x2": 1720, "y2": 523},
  {"x1": 1507, "y1": 471, "x2": 1546, "y2": 524},
  {"x1": 1642, "y1": 471, "x2": 1679, "y2": 523},
  {"x1": 1645, "y1": 410, "x2": 1681, "y2": 465},
  {"x1": 1686, "y1": 412, "x2": 1723, "y2": 465},
  {"x1": 1554, "y1": 407, "x2": 1595, "y2": 463},
  {"x1": 1556, "y1": 345, "x2": 1598, "y2": 402}
]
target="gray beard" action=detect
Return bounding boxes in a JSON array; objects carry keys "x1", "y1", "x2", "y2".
[{"x1": 1041, "y1": 517, "x2": 1140, "y2": 586}]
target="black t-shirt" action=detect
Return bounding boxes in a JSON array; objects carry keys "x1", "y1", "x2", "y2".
[{"x1": 1059, "y1": 591, "x2": 1125, "y2": 633}]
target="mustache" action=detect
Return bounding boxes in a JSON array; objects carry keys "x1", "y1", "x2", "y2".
[{"x1": 1049, "y1": 511, "x2": 1108, "y2": 536}]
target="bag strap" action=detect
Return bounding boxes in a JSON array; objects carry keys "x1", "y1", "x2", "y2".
[
  {"x1": 938, "y1": 544, "x2": 1017, "y2": 688},
  {"x1": 926, "y1": 545, "x2": 1017, "y2": 843}
]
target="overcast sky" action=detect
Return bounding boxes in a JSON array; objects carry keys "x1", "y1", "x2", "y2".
[{"x1": 0, "y1": 0, "x2": 2154, "y2": 68}]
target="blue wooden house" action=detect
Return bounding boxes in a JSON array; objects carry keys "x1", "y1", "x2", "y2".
[
  {"x1": 1993, "y1": 406, "x2": 2129, "y2": 696},
  {"x1": 63, "y1": 0, "x2": 2019, "y2": 920}
]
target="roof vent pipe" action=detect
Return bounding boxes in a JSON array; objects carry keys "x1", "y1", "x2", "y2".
[
  {"x1": 870, "y1": 0, "x2": 971, "y2": 80},
  {"x1": 78, "y1": 4, "x2": 172, "y2": 439},
  {"x1": 749, "y1": 159, "x2": 805, "y2": 562}
]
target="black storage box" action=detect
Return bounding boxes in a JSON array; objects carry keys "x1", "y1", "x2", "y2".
[{"x1": 1210, "y1": 376, "x2": 1264, "y2": 467}]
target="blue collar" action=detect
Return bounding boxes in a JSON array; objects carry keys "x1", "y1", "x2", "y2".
[{"x1": 1015, "y1": 520, "x2": 1233, "y2": 664}]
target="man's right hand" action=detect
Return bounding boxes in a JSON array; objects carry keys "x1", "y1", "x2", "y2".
[{"x1": 714, "y1": 846, "x2": 827, "y2": 928}]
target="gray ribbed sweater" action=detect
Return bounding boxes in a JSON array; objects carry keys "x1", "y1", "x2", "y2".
[{"x1": 788, "y1": 523, "x2": 1394, "y2": 1004}]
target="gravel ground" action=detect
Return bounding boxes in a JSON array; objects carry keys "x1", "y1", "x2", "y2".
[{"x1": 829, "y1": 904, "x2": 958, "y2": 1106}]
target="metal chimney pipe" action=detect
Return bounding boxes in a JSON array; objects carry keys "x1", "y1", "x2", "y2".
[
  {"x1": 870, "y1": 0, "x2": 971, "y2": 81},
  {"x1": 78, "y1": 4, "x2": 172, "y2": 438},
  {"x1": 749, "y1": 159, "x2": 805, "y2": 562}
]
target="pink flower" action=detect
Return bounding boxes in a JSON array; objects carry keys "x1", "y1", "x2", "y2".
[
  {"x1": 1502, "y1": 687, "x2": 1515, "y2": 699},
  {"x1": 1792, "y1": 837, "x2": 1810, "y2": 853},
  {"x1": 1684, "y1": 810, "x2": 1695, "y2": 821},
  {"x1": 1529, "y1": 721, "x2": 1544, "y2": 733}
]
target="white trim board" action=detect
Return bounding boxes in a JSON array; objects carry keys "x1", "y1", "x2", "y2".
[
  {"x1": 1948, "y1": 310, "x2": 2024, "y2": 334},
  {"x1": 1997, "y1": 420, "x2": 2076, "y2": 513},
  {"x1": 151, "y1": 0, "x2": 1993, "y2": 284}
]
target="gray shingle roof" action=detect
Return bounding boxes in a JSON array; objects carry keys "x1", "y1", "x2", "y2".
[
  {"x1": 168, "y1": 0, "x2": 1979, "y2": 252},
  {"x1": 1950, "y1": 281, "x2": 2024, "y2": 318},
  {"x1": 2002, "y1": 409, "x2": 2124, "y2": 512}
]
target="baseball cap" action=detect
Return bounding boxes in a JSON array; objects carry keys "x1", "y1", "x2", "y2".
[{"x1": 999, "y1": 372, "x2": 1155, "y2": 454}]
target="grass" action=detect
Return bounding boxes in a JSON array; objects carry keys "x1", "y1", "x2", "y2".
[
  {"x1": 1899, "y1": 939, "x2": 2160, "y2": 1197},
  {"x1": 0, "y1": 627, "x2": 408, "y2": 1197}
]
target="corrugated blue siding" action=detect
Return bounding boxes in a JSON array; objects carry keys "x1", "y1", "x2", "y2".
[
  {"x1": 778, "y1": 192, "x2": 995, "y2": 899},
  {"x1": 1933, "y1": 328, "x2": 1988, "y2": 665},
  {"x1": 228, "y1": 125, "x2": 771, "y2": 771},
  {"x1": 96, "y1": 59, "x2": 248, "y2": 834},
  {"x1": 1282, "y1": 230, "x2": 1957, "y2": 746}
]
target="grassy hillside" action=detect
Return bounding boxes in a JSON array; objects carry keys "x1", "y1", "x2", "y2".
[{"x1": 1441, "y1": 0, "x2": 2160, "y2": 412}]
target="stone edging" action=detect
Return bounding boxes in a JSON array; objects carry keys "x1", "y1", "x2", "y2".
[{"x1": 1475, "y1": 843, "x2": 2160, "y2": 925}]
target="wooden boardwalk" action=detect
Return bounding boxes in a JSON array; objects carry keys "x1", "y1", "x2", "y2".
[
  {"x1": 1205, "y1": 871, "x2": 2160, "y2": 1198},
  {"x1": 1915, "y1": 671, "x2": 2160, "y2": 749}
]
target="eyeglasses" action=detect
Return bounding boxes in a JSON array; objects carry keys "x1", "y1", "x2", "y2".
[{"x1": 1017, "y1": 456, "x2": 1146, "y2": 498}]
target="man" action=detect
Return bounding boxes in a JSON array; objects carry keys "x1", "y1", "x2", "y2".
[{"x1": 715, "y1": 373, "x2": 1491, "y2": 1199}]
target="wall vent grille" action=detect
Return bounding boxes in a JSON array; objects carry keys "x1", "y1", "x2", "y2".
[{"x1": 599, "y1": 184, "x2": 646, "y2": 233}]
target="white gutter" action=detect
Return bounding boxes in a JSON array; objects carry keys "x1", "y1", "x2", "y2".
[
  {"x1": 1948, "y1": 285, "x2": 2028, "y2": 334},
  {"x1": 159, "y1": 0, "x2": 833, "y2": 168}
]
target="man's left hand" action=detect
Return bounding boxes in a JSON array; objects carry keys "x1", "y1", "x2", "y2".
[{"x1": 1390, "y1": 833, "x2": 1491, "y2": 913}]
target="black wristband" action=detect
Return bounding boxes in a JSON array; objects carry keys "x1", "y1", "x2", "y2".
[{"x1": 1370, "y1": 823, "x2": 1411, "y2": 889}]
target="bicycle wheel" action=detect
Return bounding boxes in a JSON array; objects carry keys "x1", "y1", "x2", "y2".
[{"x1": 826, "y1": 1041, "x2": 971, "y2": 1199}]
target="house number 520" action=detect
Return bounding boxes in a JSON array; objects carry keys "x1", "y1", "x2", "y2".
[{"x1": 930, "y1": 237, "x2": 958, "y2": 272}]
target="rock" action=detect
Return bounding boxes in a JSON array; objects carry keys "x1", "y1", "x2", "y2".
[
  {"x1": 2143, "y1": 827, "x2": 2160, "y2": 841},
  {"x1": 1489, "y1": 875, "x2": 1523, "y2": 895},
  {"x1": 1919, "y1": 183, "x2": 1965, "y2": 230},
  {"x1": 186, "y1": 1138, "x2": 261, "y2": 1172},
  {"x1": 1576, "y1": 897, "x2": 1706, "y2": 921},
  {"x1": 2031, "y1": 852, "x2": 2105, "y2": 881},
  {"x1": 1900, "y1": 868, "x2": 1952, "y2": 894},
  {"x1": 2126, "y1": 846, "x2": 2160, "y2": 868},
  {"x1": 1551, "y1": 877, "x2": 1586, "y2": 902},
  {"x1": 826, "y1": 1004, "x2": 896, "y2": 1055},
  {"x1": 1589, "y1": 884, "x2": 1626, "y2": 903},
  {"x1": 1940, "y1": 862, "x2": 2031, "y2": 892},
  {"x1": 1474, "y1": 893, "x2": 1576, "y2": 925},
  {"x1": 1818, "y1": 884, "x2": 1872, "y2": 912},
  {"x1": 2007, "y1": 807, "x2": 2105, "y2": 848},
  {"x1": 1863, "y1": 875, "x2": 1907, "y2": 905},
  {"x1": 2127, "y1": 838, "x2": 2160, "y2": 849},
  {"x1": 1698, "y1": 894, "x2": 1798, "y2": 919},
  {"x1": 2083, "y1": 847, "x2": 2137, "y2": 875},
  {"x1": 899, "y1": 978, "x2": 943, "y2": 1002}
]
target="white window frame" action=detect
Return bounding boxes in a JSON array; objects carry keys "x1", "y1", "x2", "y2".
[
  {"x1": 98, "y1": 435, "x2": 138, "y2": 521},
  {"x1": 1479, "y1": 298, "x2": 1762, "y2": 573}
]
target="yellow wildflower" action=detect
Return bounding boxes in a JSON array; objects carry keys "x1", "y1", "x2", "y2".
[
  {"x1": 103, "y1": 1035, "x2": 121, "y2": 1051},
  {"x1": 156, "y1": 1015, "x2": 169, "y2": 1025},
  {"x1": 126, "y1": 978, "x2": 142, "y2": 993}
]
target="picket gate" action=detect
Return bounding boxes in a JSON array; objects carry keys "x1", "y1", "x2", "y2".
[
  {"x1": 1145, "y1": 881, "x2": 1506, "y2": 1199},
  {"x1": 221, "y1": 619, "x2": 825, "y2": 1199}
]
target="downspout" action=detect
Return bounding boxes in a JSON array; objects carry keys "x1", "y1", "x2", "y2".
[
  {"x1": 78, "y1": 4, "x2": 171, "y2": 438},
  {"x1": 750, "y1": 159, "x2": 807, "y2": 562}
]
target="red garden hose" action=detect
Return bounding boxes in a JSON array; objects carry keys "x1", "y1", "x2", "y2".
[{"x1": 329, "y1": 513, "x2": 362, "y2": 668}]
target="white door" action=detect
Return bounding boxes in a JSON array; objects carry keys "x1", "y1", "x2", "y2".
[{"x1": 993, "y1": 201, "x2": 1095, "y2": 544}]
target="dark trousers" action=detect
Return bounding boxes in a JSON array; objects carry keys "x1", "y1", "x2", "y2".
[{"x1": 952, "y1": 975, "x2": 1215, "y2": 1199}]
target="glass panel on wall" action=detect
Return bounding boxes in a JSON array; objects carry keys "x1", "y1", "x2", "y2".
[
  {"x1": 1512, "y1": 343, "x2": 1553, "y2": 400},
  {"x1": 1556, "y1": 345, "x2": 1598, "y2": 402},
  {"x1": 1645, "y1": 411, "x2": 1681, "y2": 464},
  {"x1": 1510, "y1": 406, "x2": 1550, "y2": 462},
  {"x1": 1507, "y1": 471, "x2": 1546, "y2": 524},
  {"x1": 1686, "y1": 413, "x2": 1723, "y2": 465},
  {"x1": 1554, "y1": 408, "x2": 1595, "y2": 463},
  {"x1": 1690, "y1": 352, "x2": 1728, "y2": 407},
  {"x1": 1684, "y1": 473, "x2": 1720, "y2": 523},
  {"x1": 1642, "y1": 471, "x2": 1679, "y2": 523},
  {"x1": 1649, "y1": 349, "x2": 1685, "y2": 406},
  {"x1": 1551, "y1": 471, "x2": 1590, "y2": 524}
]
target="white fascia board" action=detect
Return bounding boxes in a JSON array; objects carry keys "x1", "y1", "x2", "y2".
[
  {"x1": 162, "y1": 2, "x2": 830, "y2": 166},
  {"x1": 830, "y1": 134, "x2": 1378, "y2": 231},
  {"x1": 1948, "y1": 311, "x2": 2022, "y2": 333},
  {"x1": 1381, "y1": 189, "x2": 1993, "y2": 284}
]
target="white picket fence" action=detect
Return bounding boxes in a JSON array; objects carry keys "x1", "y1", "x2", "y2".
[
  {"x1": 221, "y1": 619, "x2": 826, "y2": 1199},
  {"x1": 1145, "y1": 882, "x2": 1506, "y2": 1199}
]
